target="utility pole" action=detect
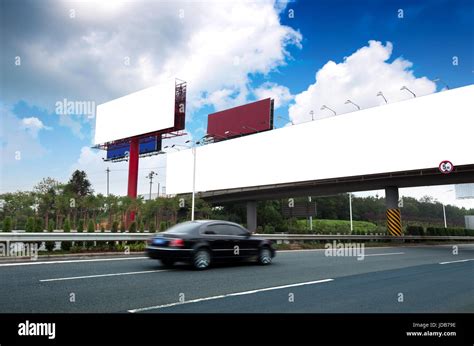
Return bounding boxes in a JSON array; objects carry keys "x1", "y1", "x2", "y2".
[
  {"x1": 443, "y1": 204, "x2": 447, "y2": 228},
  {"x1": 349, "y1": 193, "x2": 353, "y2": 233},
  {"x1": 146, "y1": 171, "x2": 156, "y2": 200},
  {"x1": 106, "y1": 167, "x2": 110, "y2": 196}
]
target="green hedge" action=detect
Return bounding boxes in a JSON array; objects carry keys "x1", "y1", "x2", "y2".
[
  {"x1": 293, "y1": 219, "x2": 379, "y2": 235},
  {"x1": 426, "y1": 227, "x2": 473, "y2": 236},
  {"x1": 406, "y1": 225, "x2": 424, "y2": 236}
]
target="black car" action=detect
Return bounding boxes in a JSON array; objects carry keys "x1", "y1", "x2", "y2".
[{"x1": 146, "y1": 220, "x2": 276, "y2": 270}]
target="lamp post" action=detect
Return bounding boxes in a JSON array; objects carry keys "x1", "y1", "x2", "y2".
[
  {"x1": 376, "y1": 91, "x2": 388, "y2": 104},
  {"x1": 106, "y1": 167, "x2": 110, "y2": 196},
  {"x1": 400, "y1": 86, "x2": 416, "y2": 98},
  {"x1": 180, "y1": 135, "x2": 207, "y2": 221},
  {"x1": 442, "y1": 189, "x2": 454, "y2": 228},
  {"x1": 320, "y1": 105, "x2": 336, "y2": 116},
  {"x1": 344, "y1": 99, "x2": 360, "y2": 110},
  {"x1": 309, "y1": 110, "x2": 314, "y2": 121},
  {"x1": 349, "y1": 193, "x2": 353, "y2": 232},
  {"x1": 433, "y1": 77, "x2": 450, "y2": 90},
  {"x1": 277, "y1": 115, "x2": 294, "y2": 125},
  {"x1": 146, "y1": 171, "x2": 156, "y2": 200}
]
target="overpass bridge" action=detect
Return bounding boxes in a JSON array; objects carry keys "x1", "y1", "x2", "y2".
[{"x1": 166, "y1": 85, "x2": 474, "y2": 234}]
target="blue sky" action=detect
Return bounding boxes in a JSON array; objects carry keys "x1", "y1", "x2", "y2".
[{"x1": 0, "y1": 0, "x2": 473, "y2": 206}]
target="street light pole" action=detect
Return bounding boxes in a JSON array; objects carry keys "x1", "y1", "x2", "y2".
[
  {"x1": 191, "y1": 146, "x2": 197, "y2": 221},
  {"x1": 443, "y1": 204, "x2": 447, "y2": 228},
  {"x1": 308, "y1": 196, "x2": 313, "y2": 231},
  {"x1": 146, "y1": 171, "x2": 156, "y2": 200},
  {"x1": 349, "y1": 193, "x2": 353, "y2": 232},
  {"x1": 106, "y1": 167, "x2": 110, "y2": 196},
  {"x1": 443, "y1": 188, "x2": 454, "y2": 229},
  {"x1": 321, "y1": 105, "x2": 336, "y2": 116},
  {"x1": 400, "y1": 86, "x2": 416, "y2": 98}
]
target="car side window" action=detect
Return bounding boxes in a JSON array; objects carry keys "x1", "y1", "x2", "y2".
[
  {"x1": 203, "y1": 225, "x2": 219, "y2": 235},
  {"x1": 227, "y1": 226, "x2": 247, "y2": 236},
  {"x1": 203, "y1": 224, "x2": 247, "y2": 236}
]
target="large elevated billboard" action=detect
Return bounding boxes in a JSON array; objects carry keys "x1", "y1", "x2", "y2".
[
  {"x1": 94, "y1": 80, "x2": 183, "y2": 145},
  {"x1": 166, "y1": 85, "x2": 474, "y2": 195},
  {"x1": 207, "y1": 98, "x2": 273, "y2": 141}
]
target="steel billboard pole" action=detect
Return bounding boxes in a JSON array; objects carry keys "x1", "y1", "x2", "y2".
[{"x1": 127, "y1": 137, "x2": 140, "y2": 222}]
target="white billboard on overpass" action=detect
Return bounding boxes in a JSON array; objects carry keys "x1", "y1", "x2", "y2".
[
  {"x1": 94, "y1": 80, "x2": 176, "y2": 145},
  {"x1": 166, "y1": 85, "x2": 474, "y2": 194},
  {"x1": 455, "y1": 184, "x2": 474, "y2": 199}
]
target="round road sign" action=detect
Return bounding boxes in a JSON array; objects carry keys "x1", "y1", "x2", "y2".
[{"x1": 439, "y1": 160, "x2": 454, "y2": 174}]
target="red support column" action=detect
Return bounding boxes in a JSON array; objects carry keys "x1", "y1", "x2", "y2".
[{"x1": 127, "y1": 137, "x2": 139, "y2": 222}]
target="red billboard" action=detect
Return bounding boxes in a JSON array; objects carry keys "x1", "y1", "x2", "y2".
[{"x1": 207, "y1": 98, "x2": 274, "y2": 141}]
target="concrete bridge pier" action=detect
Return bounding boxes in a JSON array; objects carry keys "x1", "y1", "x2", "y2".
[{"x1": 246, "y1": 201, "x2": 257, "y2": 233}]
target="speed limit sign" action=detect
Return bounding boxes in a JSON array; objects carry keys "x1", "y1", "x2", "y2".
[{"x1": 439, "y1": 160, "x2": 454, "y2": 174}]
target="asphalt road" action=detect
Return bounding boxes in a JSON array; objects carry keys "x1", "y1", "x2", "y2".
[{"x1": 0, "y1": 244, "x2": 472, "y2": 313}]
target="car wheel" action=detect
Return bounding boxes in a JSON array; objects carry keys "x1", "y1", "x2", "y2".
[
  {"x1": 161, "y1": 259, "x2": 175, "y2": 267},
  {"x1": 258, "y1": 247, "x2": 272, "y2": 265},
  {"x1": 193, "y1": 248, "x2": 211, "y2": 270}
]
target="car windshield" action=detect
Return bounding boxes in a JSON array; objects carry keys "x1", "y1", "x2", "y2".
[{"x1": 162, "y1": 222, "x2": 200, "y2": 234}]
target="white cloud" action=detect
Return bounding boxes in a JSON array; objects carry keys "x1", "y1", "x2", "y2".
[
  {"x1": 58, "y1": 115, "x2": 84, "y2": 140},
  {"x1": 289, "y1": 40, "x2": 436, "y2": 123},
  {"x1": 254, "y1": 82, "x2": 293, "y2": 109},
  {"x1": 2, "y1": 0, "x2": 301, "y2": 119},
  {"x1": 20, "y1": 117, "x2": 52, "y2": 137},
  {"x1": 0, "y1": 107, "x2": 48, "y2": 164}
]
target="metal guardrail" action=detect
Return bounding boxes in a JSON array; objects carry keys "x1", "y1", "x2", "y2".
[
  {"x1": 0, "y1": 232, "x2": 151, "y2": 242},
  {"x1": 0, "y1": 232, "x2": 473, "y2": 242},
  {"x1": 253, "y1": 234, "x2": 474, "y2": 241}
]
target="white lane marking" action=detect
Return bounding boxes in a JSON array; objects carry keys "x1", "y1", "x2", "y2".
[
  {"x1": 0, "y1": 257, "x2": 147, "y2": 267},
  {"x1": 40, "y1": 269, "x2": 169, "y2": 282},
  {"x1": 128, "y1": 278, "x2": 334, "y2": 313},
  {"x1": 363, "y1": 252, "x2": 405, "y2": 257},
  {"x1": 439, "y1": 258, "x2": 474, "y2": 265}
]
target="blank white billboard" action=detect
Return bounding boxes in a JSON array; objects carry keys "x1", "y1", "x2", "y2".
[
  {"x1": 94, "y1": 80, "x2": 176, "y2": 145},
  {"x1": 166, "y1": 85, "x2": 474, "y2": 194},
  {"x1": 455, "y1": 184, "x2": 474, "y2": 199}
]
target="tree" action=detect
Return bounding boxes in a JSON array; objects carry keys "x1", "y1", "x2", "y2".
[
  {"x1": 86, "y1": 219, "x2": 95, "y2": 248},
  {"x1": 34, "y1": 218, "x2": 44, "y2": 232},
  {"x1": 3, "y1": 216, "x2": 12, "y2": 232},
  {"x1": 87, "y1": 219, "x2": 95, "y2": 233},
  {"x1": 77, "y1": 219, "x2": 84, "y2": 232},
  {"x1": 111, "y1": 221, "x2": 119, "y2": 233},
  {"x1": 129, "y1": 221, "x2": 137, "y2": 233},
  {"x1": 48, "y1": 219, "x2": 55, "y2": 232},
  {"x1": 25, "y1": 217, "x2": 35, "y2": 232},
  {"x1": 63, "y1": 219, "x2": 71, "y2": 232},
  {"x1": 65, "y1": 170, "x2": 93, "y2": 197},
  {"x1": 34, "y1": 177, "x2": 61, "y2": 229}
]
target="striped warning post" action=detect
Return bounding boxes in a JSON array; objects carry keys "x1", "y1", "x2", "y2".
[{"x1": 386, "y1": 208, "x2": 402, "y2": 236}]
